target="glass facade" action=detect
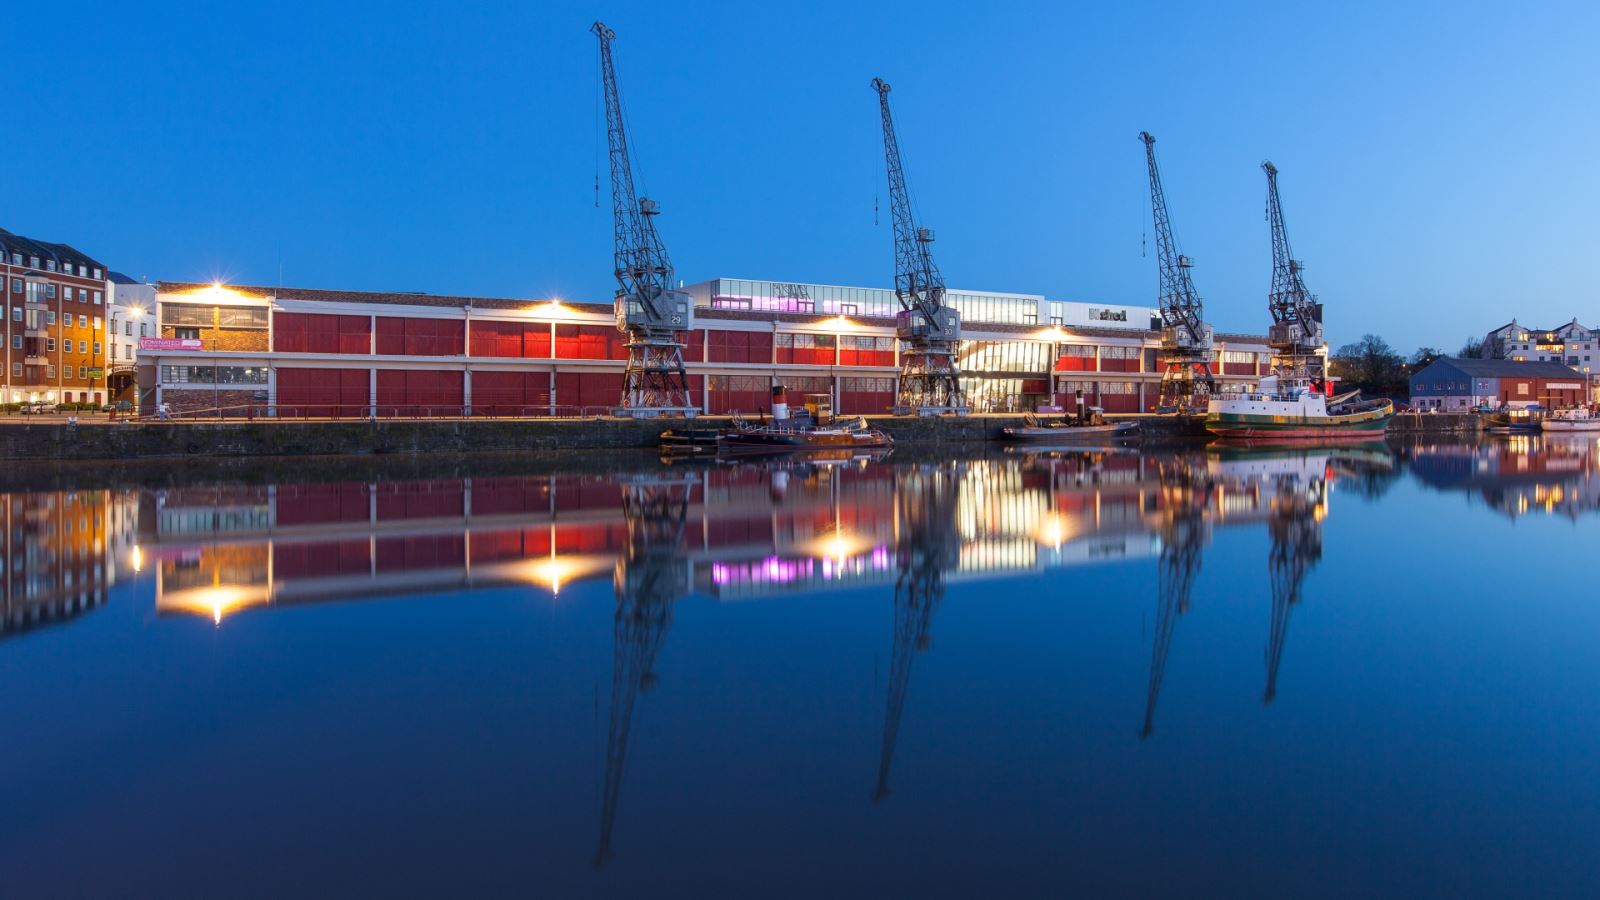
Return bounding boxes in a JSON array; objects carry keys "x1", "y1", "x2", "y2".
[
  {"x1": 957, "y1": 340, "x2": 1051, "y2": 373},
  {"x1": 699, "y1": 279, "x2": 1046, "y2": 325}
]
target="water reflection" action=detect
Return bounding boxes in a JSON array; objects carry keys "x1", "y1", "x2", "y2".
[
  {"x1": 7, "y1": 434, "x2": 1600, "y2": 882},
  {"x1": 1408, "y1": 434, "x2": 1600, "y2": 519},
  {"x1": 1, "y1": 488, "x2": 138, "y2": 637}
]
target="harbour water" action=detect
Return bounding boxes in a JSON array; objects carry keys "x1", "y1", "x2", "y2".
[{"x1": 3, "y1": 436, "x2": 1599, "y2": 897}]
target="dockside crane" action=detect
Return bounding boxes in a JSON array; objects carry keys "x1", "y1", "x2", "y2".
[
  {"x1": 1262, "y1": 162, "x2": 1327, "y2": 387},
  {"x1": 594, "y1": 473, "x2": 695, "y2": 867},
  {"x1": 593, "y1": 22, "x2": 695, "y2": 418},
  {"x1": 875, "y1": 463, "x2": 961, "y2": 801},
  {"x1": 1140, "y1": 133, "x2": 1216, "y2": 414},
  {"x1": 872, "y1": 79, "x2": 968, "y2": 416}
]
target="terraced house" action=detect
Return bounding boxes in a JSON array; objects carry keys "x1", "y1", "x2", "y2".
[{"x1": 0, "y1": 228, "x2": 110, "y2": 405}]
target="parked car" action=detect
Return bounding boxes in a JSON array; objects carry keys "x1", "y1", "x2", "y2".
[{"x1": 20, "y1": 401, "x2": 58, "y2": 415}]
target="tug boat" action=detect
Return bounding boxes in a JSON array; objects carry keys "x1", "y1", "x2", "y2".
[
  {"x1": 1205, "y1": 375, "x2": 1393, "y2": 442},
  {"x1": 716, "y1": 388, "x2": 893, "y2": 457},
  {"x1": 1540, "y1": 407, "x2": 1600, "y2": 433}
]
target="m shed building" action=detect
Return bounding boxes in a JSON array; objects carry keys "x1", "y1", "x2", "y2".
[{"x1": 1409, "y1": 357, "x2": 1593, "y2": 411}]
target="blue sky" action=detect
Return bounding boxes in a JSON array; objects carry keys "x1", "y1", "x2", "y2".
[{"x1": 11, "y1": 0, "x2": 1598, "y2": 350}]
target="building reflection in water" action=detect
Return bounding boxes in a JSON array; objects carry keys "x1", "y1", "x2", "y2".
[
  {"x1": 1, "y1": 488, "x2": 139, "y2": 637},
  {"x1": 110, "y1": 433, "x2": 1600, "y2": 862},
  {"x1": 1408, "y1": 434, "x2": 1600, "y2": 520}
]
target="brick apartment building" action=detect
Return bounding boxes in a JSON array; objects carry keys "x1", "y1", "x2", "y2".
[
  {"x1": 0, "y1": 227, "x2": 111, "y2": 405},
  {"x1": 135, "y1": 278, "x2": 1275, "y2": 417}
]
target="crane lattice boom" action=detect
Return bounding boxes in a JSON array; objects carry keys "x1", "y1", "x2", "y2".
[
  {"x1": 1262, "y1": 162, "x2": 1325, "y2": 382},
  {"x1": 1141, "y1": 132, "x2": 1216, "y2": 413},
  {"x1": 593, "y1": 21, "x2": 694, "y2": 416},
  {"x1": 873, "y1": 78, "x2": 967, "y2": 416}
]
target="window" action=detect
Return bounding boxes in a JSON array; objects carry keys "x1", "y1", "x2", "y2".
[
  {"x1": 139, "y1": 323, "x2": 148, "y2": 338},
  {"x1": 1223, "y1": 350, "x2": 1255, "y2": 363},
  {"x1": 78, "y1": 264, "x2": 87, "y2": 277},
  {"x1": 10, "y1": 308, "x2": 18, "y2": 322},
  {"x1": 161, "y1": 365, "x2": 266, "y2": 384},
  {"x1": 93, "y1": 342, "x2": 101, "y2": 355},
  {"x1": 9, "y1": 336, "x2": 18, "y2": 349},
  {"x1": 80, "y1": 315, "x2": 88, "y2": 328},
  {"x1": 47, "y1": 365, "x2": 55, "y2": 378},
  {"x1": 1023, "y1": 313, "x2": 1038, "y2": 325},
  {"x1": 45, "y1": 260, "x2": 55, "y2": 272},
  {"x1": 93, "y1": 268, "x2": 102, "y2": 280},
  {"x1": 79, "y1": 340, "x2": 88, "y2": 353},
  {"x1": 93, "y1": 316, "x2": 101, "y2": 330},
  {"x1": 46, "y1": 285, "x2": 56, "y2": 299},
  {"x1": 29, "y1": 256, "x2": 39, "y2": 269},
  {"x1": 10, "y1": 252, "x2": 19, "y2": 265},
  {"x1": 218, "y1": 306, "x2": 268, "y2": 329},
  {"x1": 47, "y1": 338, "x2": 55, "y2": 352},
  {"x1": 124, "y1": 321, "x2": 132, "y2": 336},
  {"x1": 9, "y1": 278, "x2": 19, "y2": 293},
  {"x1": 93, "y1": 291, "x2": 102, "y2": 304},
  {"x1": 9, "y1": 364, "x2": 17, "y2": 377},
  {"x1": 161, "y1": 303, "x2": 213, "y2": 327},
  {"x1": 45, "y1": 311, "x2": 55, "y2": 325},
  {"x1": 78, "y1": 366, "x2": 86, "y2": 379}
]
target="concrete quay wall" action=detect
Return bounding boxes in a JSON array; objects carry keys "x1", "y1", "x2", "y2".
[{"x1": 0, "y1": 411, "x2": 1476, "y2": 462}]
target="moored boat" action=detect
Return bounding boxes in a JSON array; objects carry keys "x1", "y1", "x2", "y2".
[
  {"x1": 1483, "y1": 407, "x2": 1542, "y2": 435},
  {"x1": 716, "y1": 387, "x2": 893, "y2": 457},
  {"x1": 1205, "y1": 379, "x2": 1393, "y2": 442},
  {"x1": 1539, "y1": 407, "x2": 1600, "y2": 433},
  {"x1": 1002, "y1": 410, "x2": 1138, "y2": 442}
]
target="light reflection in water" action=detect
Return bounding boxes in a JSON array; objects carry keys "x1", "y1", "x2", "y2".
[{"x1": 6, "y1": 435, "x2": 1600, "y2": 881}]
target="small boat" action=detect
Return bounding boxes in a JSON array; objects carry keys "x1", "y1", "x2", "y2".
[
  {"x1": 1206, "y1": 377, "x2": 1393, "y2": 442},
  {"x1": 717, "y1": 419, "x2": 893, "y2": 455},
  {"x1": 659, "y1": 427, "x2": 722, "y2": 457},
  {"x1": 1003, "y1": 410, "x2": 1138, "y2": 442},
  {"x1": 1540, "y1": 407, "x2": 1600, "y2": 433},
  {"x1": 1483, "y1": 407, "x2": 1542, "y2": 435},
  {"x1": 716, "y1": 387, "x2": 893, "y2": 457}
]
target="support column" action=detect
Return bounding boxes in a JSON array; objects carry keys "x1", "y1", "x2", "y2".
[
  {"x1": 368, "y1": 368, "x2": 377, "y2": 419},
  {"x1": 463, "y1": 366, "x2": 472, "y2": 417}
]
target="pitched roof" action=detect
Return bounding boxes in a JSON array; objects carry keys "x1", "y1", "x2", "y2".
[
  {"x1": 1416, "y1": 357, "x2": 1583, "y2": 379},
  {"x1": 0, "y1": 227, "x2": 105, "y2": 271}
]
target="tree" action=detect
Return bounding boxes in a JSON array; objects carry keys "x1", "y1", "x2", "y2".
[
  {"x1": 1330, "y1": 334, "x2": 1404, "y2": 395},
  {"x1": 1410, "y1": 347, "x2": 1444, "y2": 370},
  {"x1": 1458, "y1": 336, "x2": 1486, "y2": 359}
]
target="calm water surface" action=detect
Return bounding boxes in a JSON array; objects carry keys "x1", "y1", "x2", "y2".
[{"x1": 3, "y1": 437, "x2": 1599, "y2": 898}]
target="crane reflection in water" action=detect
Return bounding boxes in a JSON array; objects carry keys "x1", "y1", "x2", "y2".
[{"x1": 98, "y1": 436, "x2": 1600, "y2": 867}]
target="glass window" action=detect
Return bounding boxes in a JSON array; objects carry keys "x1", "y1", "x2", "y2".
[
  {"x1": 9, "y1": 278, "x2": 19, "y2": 293},
  {"x1": 80, "y1": 315, "x2": 88, "y2": 328},
  {"x1": 161, "y1": 303, "x2": 213, "y2": 327},
  {"x1": 46, "y1": 285, "x2": 56, "y2": 299},
  {"x1": 217, "y1": 306, "x2": 268, "y2": 329},
  {"x1": 10, "y1": 363, "x2": 18, "y2": 377},
  {"x1": 10, "y1": 307, "x2": 18, "y2": 321},
  {"x1": 9, "y1": 335, "x2": 18, "y2": 349},
  {"x1": 47, "y1": 338, "x2": 56, "y2": 352},
  {"x1": 46, "y1": 311, "x2": 55, "y2": 325},
  {"x1": 93, "y1": 342, "x2": 101, "y2": 355},
  {"x1": 93, "y1": 291, "x2": 102, "y2": 304}
]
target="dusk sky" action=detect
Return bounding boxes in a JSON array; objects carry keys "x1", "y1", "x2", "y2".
[{"x1": 14, "y1": 0, "x2": 1599, "y2": 351}]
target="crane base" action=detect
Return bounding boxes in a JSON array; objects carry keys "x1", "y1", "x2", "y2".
[{"x1": 609, "y1": 407, "x2": 698, "y2": 420}]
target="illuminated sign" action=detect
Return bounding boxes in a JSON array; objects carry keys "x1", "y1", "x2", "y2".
[{"x1": 140, "y1": 338, "x2": 202, "y2": 350}]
